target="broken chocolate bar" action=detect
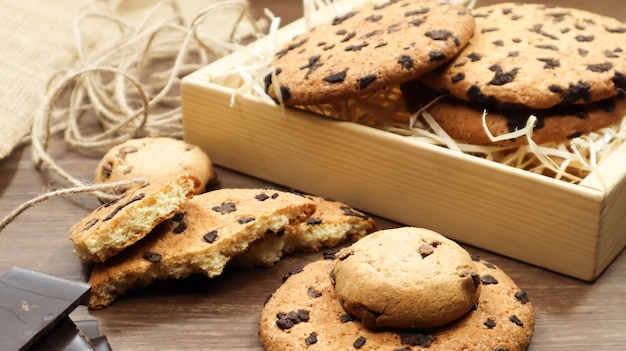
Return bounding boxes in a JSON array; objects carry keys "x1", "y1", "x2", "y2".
[{"x1": 0, "y1": 266, "x2": 91, "y2": 351}]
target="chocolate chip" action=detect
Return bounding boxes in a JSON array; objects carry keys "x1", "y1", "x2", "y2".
[
  {"x1": 332, "y1": 11, "x2": 357, "y2": 25},
  {"x1": 535, "y1": 44, "x2": 559, "y2": 51},
  {"x1": 275, "y1": 309, "x2": 310, "y2": 330},
  {"x1": 340, "y1": 31, "x2": 357, "y2": 43},
  {"x1": 307, "y1": 287, "x2": 322, "y2": 298},
  {"x1": 143, "y1": 251, "x2": 162, "y2": 263},
  {"x1": 300, "y1": 55, "x2": 323, "y2": 79},
  {"x1": 306, "y1": 217, "x2": 323, "y2": 225},
  {"x1": 470, "y1": 254, "x2": 480, "y2": 262},
  {"x1": 340, "y1": 313, "x2": 356, "y2": 323},
  {"x1": 237, "y1": 217, "x2": 255, "y2": 224},
  {"x1": 429, "y1": 52, "x2": 447, "y2": 62},
  {"x1": 578, "y1": 48, "x2": 589, "y2": 57},
  {"x1": 365, "y1": 14, "x2": 382, "y2": 22},
  {"x1": 340, "y1": 206, "x2": 369, "y2": 220},
  {"x1": 398, "y1": 54, "x2": 414, "y2": 69},
  {"x1": 604, "y1": 49, "x2": 620, "y2": 58},
  {"x1": 374, "y1": 42, "x2": 388, "y2": 48},
  {"x1": 587, "y1": 62, "x2": 614, "y2": 73},
  {"x1": 323, "y1": 249, "x2": 339, "y2": 260},
  {"x1": 324, "y1": 70, "x2": 347, "y2": 83},
  {"x1": 345, "y1": 43, "x2": 368, "y2": 51},
  {"x1": 612, "y1": 72, "x2": 626, "y2": 90},
  {"x1": 515, "y1": 291, "x2": 530, "y2": 304},
  {"x1": 399, "y1": 333, "x2": 435, "y2": 347},
  {"x1": 575, "y1": 34, "x2": 595, "y2": 42},
  {"x1": 561, "y1": 81, "x2": 593, "y2": 104},
  {"x1": 255, "y1": 193, "x2": 270, "y2": 201},
  {"x1": 360, "y1": 30, "x2": 382, "y2": 39},
  {"x1": 359, "y1": 75, "x2": 377, "y2": 89},
  {"x1": 203, "y1": 230, "x2": 218, "y2": 243},
  {"x1": 509, "y1": 315, "x2": 524, "y2": 327},
  {"x1": 467, "y1": 52, "x2": 482, "y2": 62},
  {"x1": 276, "y1": 38, "x2": 308, "y2": 58},
  {"x1": 425, "y1": 29, "x2": 453, "y2": 41},
  {"x1": 104, "y1": 193, "x2": 145, "y2": 221},
  {"x1": 212, "y1": 202, "x2": 237, "y2": 214},
  {"x1": 451, "y1": 73, "x2": 465, "y2": 83},
  {"x1": 419, "y1": 244, "x2": 434, "y2": 258},
  {"x1": 492, "y1": 40, "x2": 504, "y2": 46},
  {"x1": 353, "y1": 336, "x2": 366, "y2": 348},
  {"x1": 481, "y1": 27, "x2": 499, "y2": 33},
  {"x1": 483, "y1": 262, "x2": 496, "y2": 269},
  {"x1": 484, "y1": 318, "x2": 497, "y2": 328},
  {"x1": 305, "y1": 332, "x2": 318, "y2": 345},
  {"x1": 529, "y1": 24, "x2": 558, "y2": 40},
  {"x1": 489, "y1": 66, "x2": 520, "y2": 86},
  {"x1": 405, "y1": 7, "x2": 430, "y2": 16},
  {"x1": 282, "y1": 268, "x2": 303, "y2": 282},
  {"x1": 606, "y1": 26, "x2": 626, "y2": 33},
  {"x1": 508, "y1": 51, "x2": 519, "y2": 57},
  {"x1": 537, "y1": 57, "x2": 560, "y2": 69},
  {"x1": 481, "y1": 275, "x2": 499, "y2": 285},
  {"x1": 172, "y1": 219, "x2": 187, "y2": 234},
  {"x1": 408, "y1": 18, "x2": 425, "y2": 27}
]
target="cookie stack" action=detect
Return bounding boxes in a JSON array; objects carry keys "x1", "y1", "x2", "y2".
[
  {"x1": 266, "y1": 0, "x2": 626, "y2": 146},
  {"x1": 411, "y1": 2, "x2": 626, "y2": 145},
  {"x1": 69, "y1": 138, "x2": 376, "y2": 309},
  {"x1": 260, "y1": 227, "x2": 535, "y2": 350}
]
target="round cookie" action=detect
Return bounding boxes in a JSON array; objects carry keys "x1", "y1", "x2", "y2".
[
  {"x1": 260, "y1": 250, "x2": 535, "y2": 351},
  {"x1": 402, "y1": 80, "x2": 626, "y2": 146},
  {"x1": 95, "y1": 137, "x2": 215, "y2": 194},
  {"x1": 265, "y1": 0, "x2": 475, "y2": 106},
  {"x1": 331, "y1": 227, "x2": 481, "y2": 329},
  {"x1": 421, "y1": 2, "x2": 626, "y2": 109}
]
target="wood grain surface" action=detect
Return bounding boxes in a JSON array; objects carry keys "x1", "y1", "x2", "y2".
[{"x1": 1, "y1": 1, "x2": 625, "y2": 350}]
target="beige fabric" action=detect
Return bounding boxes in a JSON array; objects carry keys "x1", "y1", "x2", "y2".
[
  {"x1": 0, "y1": 0, "x2": 243, "y2": 160},
  {"x1": 0, "y1": 0, "x2": 81, "y2": 159}
]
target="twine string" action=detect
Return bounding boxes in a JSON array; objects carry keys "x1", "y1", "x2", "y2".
[{"x1": 1, "y1": 0, "x2": 258, "y2": 232}]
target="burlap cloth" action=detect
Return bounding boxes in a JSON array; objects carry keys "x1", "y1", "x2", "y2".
[{"x1": 0, "y1": 0, "x2": 247, "y2": 160}]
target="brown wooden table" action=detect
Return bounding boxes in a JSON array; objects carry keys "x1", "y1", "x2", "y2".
[{"x1": 1, "y1": 1, "x2": 625, "y2": 350}]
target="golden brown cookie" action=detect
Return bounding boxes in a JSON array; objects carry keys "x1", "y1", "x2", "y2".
[
  {"x1": 87, "y1": 188, "x2": 316, "y2": 309},
  {"x1": 260, "y1": 250, "x2": 535, "y2": 350},
  {"x1": 265, "y1": 0, "x2": 475, "y2": 106},
  {"x1": 231, "y1": 195, "x2": 376, "y2": 267},
  {"x1": 332, "y1": 227, "x2": 481, "y2": 329},
  {"x1": 421, "y1": 2, "x2": 626, "y2": 109},
  {"x1": 69, "y1": 173, "x2": 200, "y2": 263},
  {"x1": 95, "y1": 137, "x2": 215, "y2": 194},
  {"x1": 401, "y1": 79, "x2": 626, "y2": 146}
]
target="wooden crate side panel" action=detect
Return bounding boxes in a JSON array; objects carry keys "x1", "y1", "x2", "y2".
[
  {"x1": 181, "y1": 77, "x2": 605, "y2": 280},
  {"x1": 583, "y1": 142, "x2": 626, "y2": 277}
]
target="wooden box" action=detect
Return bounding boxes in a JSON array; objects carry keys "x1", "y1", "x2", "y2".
[{"x1": 180, "y1": 6, "x2": 626, "y2": 282}]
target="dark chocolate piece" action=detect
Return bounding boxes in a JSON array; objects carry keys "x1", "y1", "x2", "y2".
[
  {"x1": 0, "y1": 266, "x2": 91, "y2": 351},
  {"x1": 30, "y1": 317, "x2": 95, "y2": 351},
  {"x1": 90, "y1": 336, "x2": 113, "y2": 351}
]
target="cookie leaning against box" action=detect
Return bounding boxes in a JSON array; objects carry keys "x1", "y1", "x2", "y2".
[
  {"x1": 95, "y1": 137, "x2": 216, "y2": 194},
  {"x1": 69, "y1": 173, "x2": 201, "y2": 263},
  {"x1": 265, "y1": 0, "x2": 475, "y2": 106},
  {"x1": 259, "y1": 228, "x2": 535, "y2": 351},
  {"x1": 231, "y1": 195, "x2": 376, "y2": 267},
  {"x1": 87, "y1": 188, "x2": 316, "y2": 309},
  {"x1": 401, "y1": 80, "x2": 626, "y2": 146},
  {"x1": 421, "y1": 2, "x2": 626, "y2": 109}
]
